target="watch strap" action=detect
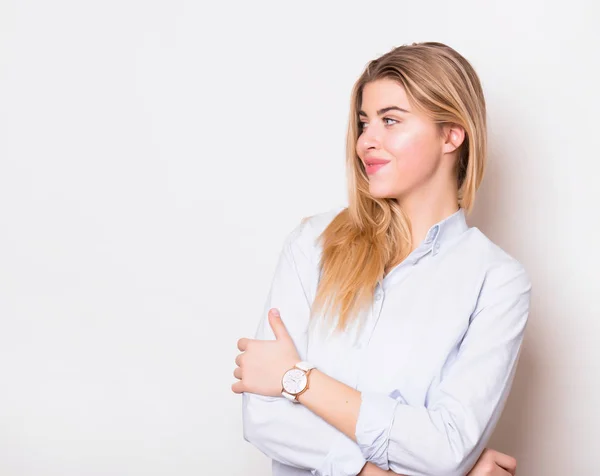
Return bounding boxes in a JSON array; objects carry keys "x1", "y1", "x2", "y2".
[
  {"x1": 295, "y1": 361, "x2": 315, "y2": 372},
  {"x1": 281, "y1": 391, "x2": 298, "y2": 402}
]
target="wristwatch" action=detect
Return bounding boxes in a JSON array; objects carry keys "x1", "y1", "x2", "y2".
[{"x1": 281, "y1": 361, "x2": 316, "y2": 402}]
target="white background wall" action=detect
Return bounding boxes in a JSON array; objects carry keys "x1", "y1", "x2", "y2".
[{"x1": 1, "y1": 1, "x2": 598, "y2": 475}]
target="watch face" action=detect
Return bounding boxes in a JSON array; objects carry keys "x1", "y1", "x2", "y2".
[{"x1": 282, "y1": 368, "x2": 307, "y2": 395}]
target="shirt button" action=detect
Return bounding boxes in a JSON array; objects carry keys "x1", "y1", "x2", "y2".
[{"x1": 374, "y1": 292, "x2": 382, "y2": 301}]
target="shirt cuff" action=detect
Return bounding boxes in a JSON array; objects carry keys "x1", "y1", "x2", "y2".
[
  {"x1": 355, "y1": 391, "x2": 401, "y2": 469},
  {"x1": 312, "y1": 431, "x2": 366, "y2": 476}
]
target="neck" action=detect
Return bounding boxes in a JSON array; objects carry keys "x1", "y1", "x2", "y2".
[{"x1": 396, "y1": 178, "x2": 459, "y2": 251}]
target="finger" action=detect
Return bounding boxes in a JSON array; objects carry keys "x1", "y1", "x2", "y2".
[
  {"x1": 231, "y1": 381, "x2": 245, "y2": 394},
  {"x1": 237, "y1": 337, "x2": 250, "y2": 351},
  {"x1": 233, "y1": 367, "x2": 242, "y2": 380},
  {"x1": 491, "y1": 452, "x2": 517, "y2": 475},
  {"x1": 497, "y1": 466, "x2": 512, "y2": 476},
  {"x1": 268, "y1": 308, "x2": 292, "y2": 341},
  {"x1": 235, "y1": 353, "x2": 243, "y2": 366}
]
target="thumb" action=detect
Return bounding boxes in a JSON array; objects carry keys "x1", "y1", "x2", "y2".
[{"x1": 268, "y1": 308, "x2": 291, "y2": 341}]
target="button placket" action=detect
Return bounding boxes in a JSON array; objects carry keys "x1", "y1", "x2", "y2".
[
  {"x1": 364, "y1": 286, "x2": 384, "y2": 345},
  {"x1": 354, "y1": 285, "x2": 384, "y2": 349}
]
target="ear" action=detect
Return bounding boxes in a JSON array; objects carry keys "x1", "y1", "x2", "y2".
[{"x1": 441, "y1": 123, "x2": 466, "y2": 155}]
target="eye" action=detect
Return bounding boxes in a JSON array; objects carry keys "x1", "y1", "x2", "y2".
[{"x1": 358, "y1": 117, "x2": 399, "y2": 131}]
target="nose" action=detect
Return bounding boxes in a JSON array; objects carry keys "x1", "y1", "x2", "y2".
[{"x1": 358, "y1": 122, "x2": 381, "y2": 151}]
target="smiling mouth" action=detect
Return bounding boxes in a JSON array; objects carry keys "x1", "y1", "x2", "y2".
[{"x1": 365, "y1": 162, "x2": 389, "y2": 175}]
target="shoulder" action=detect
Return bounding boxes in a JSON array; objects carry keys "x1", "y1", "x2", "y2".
[
  {"x1": 286, "y1": 205, "x2": 346, "y2": 247},
  {"x1": 470, "y1": 228, "x2": 531, "y2": 283},
  {"x1": 466, "y1": 228, "x2": 532, "y2": 313},
  {"x1": 298, "y1": 205, "x2": 346, "y2": 234},
  {"x1": 283, "y1": 205, "x2": 346, "y2": 261}
]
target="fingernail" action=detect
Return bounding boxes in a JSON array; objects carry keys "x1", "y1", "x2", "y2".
[{"x1": 271, "y1": 309, "x2": 280, "y2": 317}]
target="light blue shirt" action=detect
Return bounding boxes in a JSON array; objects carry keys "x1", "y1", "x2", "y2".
[{"x1": 242, "y1": 206, "x2": 532, "y2": 476}]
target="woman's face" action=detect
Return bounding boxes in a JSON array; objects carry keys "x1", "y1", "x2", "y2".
[{"x1": 356, "y1": 78, "x2": 449, "y2": 202}]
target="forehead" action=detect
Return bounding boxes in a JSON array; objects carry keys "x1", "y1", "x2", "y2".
[{"x1": 359, "y1": 78, "x2": 410, "y2": 112}]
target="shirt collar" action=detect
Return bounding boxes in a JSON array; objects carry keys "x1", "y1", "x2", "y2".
[
  {"x1": 376, "y1": 207, "x2": 469, "y2": 287},
  {"x1": 415, "y1": 207, "x2": 469, "y2": 261}
]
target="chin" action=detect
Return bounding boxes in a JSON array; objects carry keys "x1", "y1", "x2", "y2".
[{"x1": 369, "y1": 182, "x2": 401, "y2": 200}]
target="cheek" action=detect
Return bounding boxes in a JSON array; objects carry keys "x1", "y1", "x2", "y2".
[{"x1": 384, "y1": 130, "x2": 431, "y2": 172}]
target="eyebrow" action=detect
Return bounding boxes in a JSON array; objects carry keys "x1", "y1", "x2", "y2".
[{"x1": 358, "y1": 106, "x2": 410, "y2": 117}]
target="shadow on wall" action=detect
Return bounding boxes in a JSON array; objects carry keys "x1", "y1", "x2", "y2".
[{"x1": 468, "y1": 145, "x2": 542, "y2": 470}]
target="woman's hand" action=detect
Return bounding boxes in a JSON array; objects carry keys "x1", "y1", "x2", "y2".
[
  {"x1": 467, "y1": 448, "x2": 517, "y2": 476},
  {"x1": 232, "y1": 308, "x2": 300, "y2": 397}
]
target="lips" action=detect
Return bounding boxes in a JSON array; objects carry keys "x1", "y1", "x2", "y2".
[
  {"x1": 364, "y1": 158, "x2": 391, "y2": 175},
  {"x1": 364, "y1": 158, "x2": 391, "y2": 166}
]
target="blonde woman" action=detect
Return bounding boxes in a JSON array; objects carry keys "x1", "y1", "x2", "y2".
[{"x1": 232, "y1": 42, "x2": 531, "y2": 476}]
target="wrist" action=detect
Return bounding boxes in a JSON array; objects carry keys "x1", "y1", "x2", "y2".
[{"x1": 296, "y1": 368, "x2": 320, "y2": 404}]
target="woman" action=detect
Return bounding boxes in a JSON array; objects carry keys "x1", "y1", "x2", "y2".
[{"x1": 232, "y1": 42, "x2": 531, "y2": 476}]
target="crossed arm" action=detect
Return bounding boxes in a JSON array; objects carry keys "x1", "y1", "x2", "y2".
[
  {"x1": 235, "y1": 308, "x2": 524, "y2": 475},
  {"x1": 233, "y1": 223, "x2": 531, "y2": 475}
]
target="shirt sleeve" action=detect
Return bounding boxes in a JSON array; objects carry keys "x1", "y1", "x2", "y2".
[
  {"x1": 241, "y1": 221, "x2": 367, "y2": 476},
  {"x1": 354, "y1": 259, "x2": 532, "y2": 476}
]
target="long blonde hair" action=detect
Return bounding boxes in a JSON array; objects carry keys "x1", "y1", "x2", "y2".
[{"x1": 310, "y1": 42, "x2": 487, "y2": 333}]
